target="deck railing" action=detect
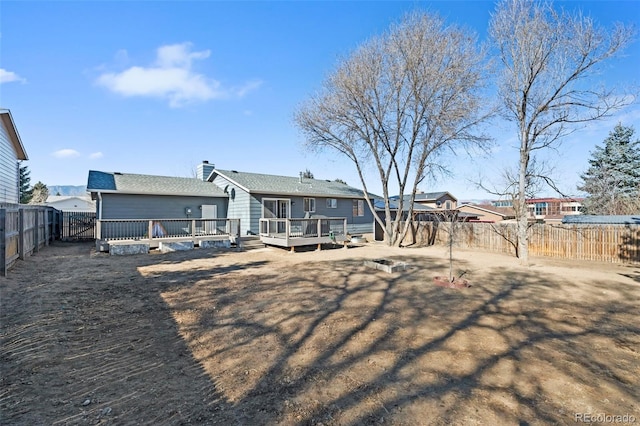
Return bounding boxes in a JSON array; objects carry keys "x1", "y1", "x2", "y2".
[
  {"x1": 97, "y1": 218, "x2": 241, "y2": 242},
  {"x1": 259, "y1": 217, "x2": 347, "y2": 240}
]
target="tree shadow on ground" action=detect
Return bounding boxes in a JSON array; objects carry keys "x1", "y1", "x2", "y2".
[
  {"x1": 152, "y1": 251, "x2": 640, "y2": 424},
  {"x1": 3, "y1": 242, "x2": 638, "y2": 425}
]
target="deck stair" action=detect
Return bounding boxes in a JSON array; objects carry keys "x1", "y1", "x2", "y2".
[{"x1": 238, "y1": 236, "x2": 264, "y2": 251}]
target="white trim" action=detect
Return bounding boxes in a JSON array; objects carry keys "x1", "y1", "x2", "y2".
[
  {"x1": 209, "y1": 170, "x2": 251, "y2": 193},
  {"x1": 262, "y1": 197, "x2": 291, "y2": 219},
  {"x1": 303, "y1": 197, "x2": 316, "y2": 213}
]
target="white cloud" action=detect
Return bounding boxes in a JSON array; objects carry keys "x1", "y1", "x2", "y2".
[
  {"x1": 96, "y1": 42, "x2": 260, "y2": 107},
  {"x1": 0, "y1": 68, "x2": 26, "y2": 84},
  {"x1": 89, "y1": 152, "x2": 103, "y2": 159},
  {"x1": 52, "y1": 149, "x2": 81, "y2": 159},
  {"x1": 236, "y1": 80, "x2": 263, "y2": 98}
]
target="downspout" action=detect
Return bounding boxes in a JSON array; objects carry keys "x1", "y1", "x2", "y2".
[
  {"x1": 97, "y1": 191, "x2": 103, "y2": 241},
  {"x1": 97, "y1": 191, "x2": 103, "y2": 220}
]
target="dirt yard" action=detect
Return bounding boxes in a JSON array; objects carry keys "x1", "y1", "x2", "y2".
[{"x1": 1, "y1": 241, "x2": 638, "y2": 425}]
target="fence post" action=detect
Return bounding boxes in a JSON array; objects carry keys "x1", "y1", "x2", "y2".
[
  {"x1": 34, "y1": 208, "x2": 40, "y2": 252},
  {"x1": 1, "y1": 209, "x2": 6, "y2": 276},
  {"x1": 18, "y1": 208, "x2": 25, "y2": 260}
]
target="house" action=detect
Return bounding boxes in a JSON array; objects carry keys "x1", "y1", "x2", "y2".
[
  {"x1": 457, "y1": 203, "x2": 516, "y2": 223},
  {"x1": 45, "y1": 195, "x2": 95, "y2": 212},
  {"x1": 86, "y1": 163, "x2": 375, "y2": 251},
  {"x1": 206, "y1": 165, "x2": 375, "y2": 236},
  {"x1": 526, "y1": 197, "x2": 584, "y2": 221},
  {"x1": 490, "y1": 197, "x2": 584, "y2": 222},
  {"x1": 87, "y1": 170, "x2": 228, "y2": 221},
  {"x1": 409, "y1": 191, "x2": 458, "y2": 210},
  {"x1": 0, "y1": 109, "x2": 28, "y2": 205}
]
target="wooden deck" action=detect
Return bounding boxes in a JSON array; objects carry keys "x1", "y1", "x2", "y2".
[
  {"x1": 259, "y1": 218, "x2": 348, "y2": 251},
  {"x1": 96, "y1": 218, "x2": 240, "y2": 252}
]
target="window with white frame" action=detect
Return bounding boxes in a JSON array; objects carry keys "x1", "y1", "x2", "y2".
[
  {"x1": 303, "y1": 197, "x2": 316, "y2": 213},
  {"x1": 326, "y1": 198, "x2": 337, "y2": 209},
  {"x1": 352, "y1": 199, "x2": 364, "y2": 217}
]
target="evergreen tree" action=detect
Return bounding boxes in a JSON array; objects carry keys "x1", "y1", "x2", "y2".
[
  {"x1": 29, "y1": 181, "x2": 49, "y2": 204},
  {"x1": 578, "y1": 124, "x2": 640, "y2": 214},
  {"x1": 19, "y1": 163, "x2": 33, "y2": 204}
]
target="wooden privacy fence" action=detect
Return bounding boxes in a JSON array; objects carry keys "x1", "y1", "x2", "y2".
[
  {"x1": 0, "y1": 206, "x2": 62, "y2": 275},
  {"x1": 403, "y1": 221, "x2": 640, "y2": 265}
]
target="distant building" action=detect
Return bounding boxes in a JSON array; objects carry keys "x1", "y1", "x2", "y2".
[
  {"x1": 457, "y1": 203, "x2": 516, "y2": 223},
  {"x1": 45, "y1": 195, "x2": 95, "y2": 212},
  {"x1": 391, "y1": 191, "x2": 458, "y2": 210},
  {"x1": 490, "y1": 197, "x2": 583, "y2": 222},
  {"x1": 526, "y1": 198, "x2": 583, "y2": 221}
]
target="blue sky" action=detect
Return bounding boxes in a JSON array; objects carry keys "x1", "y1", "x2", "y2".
[{"x1": 1, "y1": 1, "x2": 638, "y2": 200}]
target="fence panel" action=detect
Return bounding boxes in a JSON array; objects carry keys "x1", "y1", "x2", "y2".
[
  {"x1": 1, "y1": 208, "x2": 20, "y2": 276},
  {"x1": 1, "y1": 206, "x2": 58, "y2": 275},
  {"x1": 403, "y1": 221, "x2": 640, "y2": 265}
]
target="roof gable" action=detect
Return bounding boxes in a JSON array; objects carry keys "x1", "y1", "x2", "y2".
[
  {"x1": 458, "y1": 203, "x2": 515, "y2": 217},
  {"x1": 0, "y1": 110, "x2": 28, "y2": 160},
  {"x1": 212, "y1": 169, "x2": 372, "y2": 198},
  {"x1": 391, "y1": 191, "x2": 457, "y2": 203},
  {"x1": 87, "y1": 170, "x2": 226, "y2": 197}
]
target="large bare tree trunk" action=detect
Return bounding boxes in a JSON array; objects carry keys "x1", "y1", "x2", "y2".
[
  {"x1": 490, "y1": 0, "x2": 633, "y2": 264},
  {"x1": 295, "y1": 12, "x2": 491, "y2": 246}
]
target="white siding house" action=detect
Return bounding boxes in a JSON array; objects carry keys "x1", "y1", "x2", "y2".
[{"x1": 0, "y1": 110, "x2": 28, "y2": 205}]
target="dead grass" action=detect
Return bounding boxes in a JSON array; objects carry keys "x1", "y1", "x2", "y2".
[{"x1": 1, "y1": 241, "x2": 638, "y2": 425}]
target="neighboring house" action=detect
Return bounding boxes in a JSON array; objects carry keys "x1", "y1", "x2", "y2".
[
  {"x1": 373, "y1": 199, "x2": 436, "y2": 241},
  {"x1": 0, "y1": 109, "x2": 28, "y2": 205},
  {"x1": 86, "y1": 170, "x2": 227, "y2": 221},
  {"x1": 490, "y1": 198, "x2": 584, "y2": 222},
  {"x1": 391, "y1": 191, "x2": 458, "y2": 210},
  {"x1": 526, "y1": 198, "x2": 584, "y2": 221},
  {"x1": 45, "y1": 195, "x2": 96, "y2": 212},
  {"x1": 206, "y1": 166, "x2": 375, "y2": 236},
  {"x1": 457, "y1": 203, "x2": 516, "y2": 223}
]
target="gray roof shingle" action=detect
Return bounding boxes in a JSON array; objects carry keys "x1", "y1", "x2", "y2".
[
  {"x1": 562, "y1": 215, "x2": 640, "y2": 225},
  {"x1": 87, "y1": 170, "x2": 226, "y2": 197},
  {"x1": 213, "y1": 169, "x2": 372, "y2": 198}
]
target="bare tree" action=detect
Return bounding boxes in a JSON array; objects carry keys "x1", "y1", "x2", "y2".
[
  {"x1": 490, "y1": 0, "x2": 635, "y2": 263},
  {"x1": 295, "y1": 12, "x2": 491, "y2": 246}
]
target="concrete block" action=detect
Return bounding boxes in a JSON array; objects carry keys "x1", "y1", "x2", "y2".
[
  {"x1": 199, "y1": 239, "x2": 231, "y2": 249},
  {"x1": 110, "y1": 243, "x2": 149, "y2": 256},
  {"x1": 364, "y1": 259, "x2": 408, "y2": 273},
  {"x1": 159, "y1": 241, "x2": 194, "y2": 253}
]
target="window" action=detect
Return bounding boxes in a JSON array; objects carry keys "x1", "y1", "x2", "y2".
[
  {"x1": 445, "y1": 200, "x2": 452, "y2": 210},
  {"x1": 304, "y1": 197, "x2": 316, "y2": 213},
  {"x1": 326, "y1": 198, "x2": 337, "y2": 209},
  {"x1": 353, "y1": 199, "x2": 364, "y2": 217},
  {"x1": 535, "y1": 202, "x2": 547, "y2": 216}
]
